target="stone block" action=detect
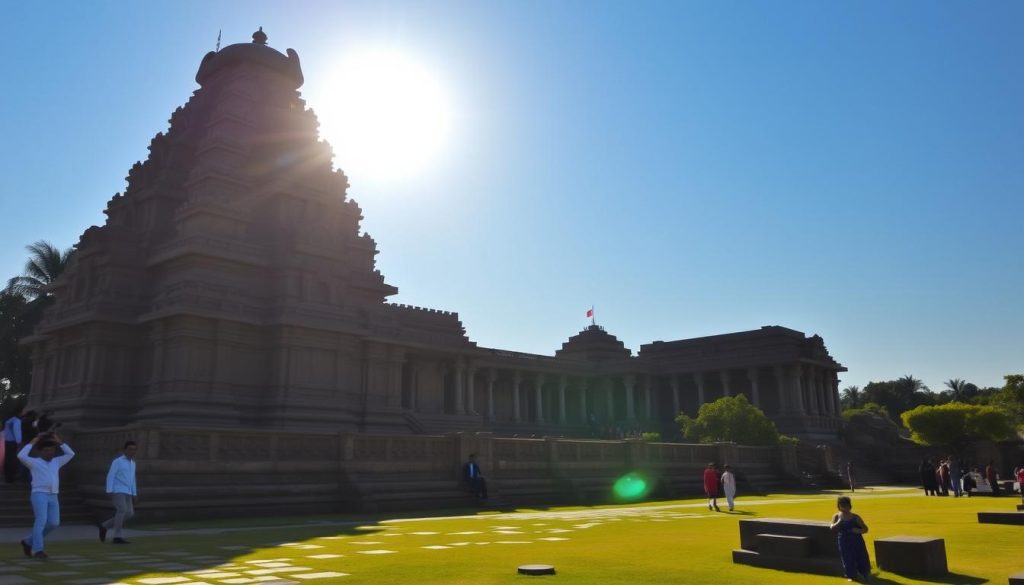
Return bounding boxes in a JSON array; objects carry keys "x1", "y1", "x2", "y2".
[
  {"x1": 755, "y1": 533, "x2": 811, "y2": 558},
  {"x1": 978, "y1": 512, "x2": 1024, "y2": 525},
  {"x1": 738, "y1": 518, "x2": 838, "y2": 557},
  {"x1": 874, "y1": 536, "x2": 948, "y2": 577},
  {"x1": 1008, "y1": 571, "x2": 1024, "y2": 585}
]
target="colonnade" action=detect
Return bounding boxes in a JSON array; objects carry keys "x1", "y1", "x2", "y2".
[{"x1": 403, "y1": 357, "x2": 841, "y2": 425}]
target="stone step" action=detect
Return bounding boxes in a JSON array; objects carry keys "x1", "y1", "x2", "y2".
[
  {"x1": 732, "y1": 549, "x2": 842, "y2": 576},
  {"x1": 755, "y1": 533, "x2": 811, "y2": 558}
]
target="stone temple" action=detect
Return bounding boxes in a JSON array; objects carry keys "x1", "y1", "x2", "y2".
[{"x1": 26, "y1": 29, "x2": 845, "y2": 444}]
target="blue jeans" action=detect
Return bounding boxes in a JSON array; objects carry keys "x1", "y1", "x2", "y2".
[{"x1": 24, "y1": 492, "x2": 59, "y2": 553}]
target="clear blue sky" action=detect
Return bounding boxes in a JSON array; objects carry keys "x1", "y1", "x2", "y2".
[{"x1": 1, "y1": 1, "x2": 1021, "y2": 392}]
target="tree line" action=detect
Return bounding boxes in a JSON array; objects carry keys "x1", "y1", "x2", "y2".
[
  {"x1": 839, "y1": 374, "x2": 1023, "y2": 454},
  {"x1": 0, "y1": 241, "x2": 73, "y2": 419}
]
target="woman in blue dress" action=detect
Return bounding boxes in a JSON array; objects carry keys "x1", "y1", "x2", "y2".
[{"x1": 830, "y1": 496, "x2": 871, "y2": 582}]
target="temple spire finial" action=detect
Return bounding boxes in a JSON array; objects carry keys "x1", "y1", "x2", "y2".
[{"x1": 252, "y1": 26, "x2": 267, "y2": 45}]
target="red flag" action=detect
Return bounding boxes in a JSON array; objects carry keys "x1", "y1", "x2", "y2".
[{"x1": 586, "y1": 308, "x2": 594, "y2": 318}]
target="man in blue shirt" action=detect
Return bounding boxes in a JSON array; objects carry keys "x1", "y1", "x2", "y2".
[
  {"x1": 3, "y1": 409, "x2": 24, "y2": 483},
  {"x1": 99, "y1": 441, "x2": 138, "y2": 544}
]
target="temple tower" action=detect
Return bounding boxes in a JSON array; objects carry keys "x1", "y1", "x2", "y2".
[{"x1": 26, "y1": 30, "x2": 473, "y2": 431}]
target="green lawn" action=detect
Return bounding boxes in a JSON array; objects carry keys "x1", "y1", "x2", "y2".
[{"x1": 3, "y1": 487, "x2": 1021, "y2": 584}]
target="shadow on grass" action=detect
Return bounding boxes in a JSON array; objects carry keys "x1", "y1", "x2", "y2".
[
  {"x1": 9, "y1": 521, "x2": 385, "y2": 584},
  {"x1": 871, "y1": 573, "x2": 986, "y2": 585}
]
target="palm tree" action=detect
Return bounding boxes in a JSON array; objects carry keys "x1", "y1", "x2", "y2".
[
  {"x1": 5, "y1": 240, "x2": 73, "y2": 301},
  {"x1": 944, "y1": 378, "x2": 967, "y2": 402},
  {"x1": 897, "y1": 375, "x2": 929, "y2": 393},
  {"x1": 840, "y1": 385, "x2": 862, "y2": 410}
]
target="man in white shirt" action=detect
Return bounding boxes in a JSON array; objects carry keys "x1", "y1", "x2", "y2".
[
  {"x1": 721, "y1": 464, "x2": 737, "y2": 512},
  {"x1": 99, "y1": 441, "x2": 138, "y2": 544},
  {"x1": 17, "y1": 432, "x2": 75, "y2": 559},
  {"x1": 3, "y1": 410, "x2": 24, "y2": 483}
]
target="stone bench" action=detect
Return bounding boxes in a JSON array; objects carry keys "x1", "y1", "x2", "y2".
[
  {"x1": 978, "y1": 511, "x2": 1024, "y2": 525},
  {"x1": 874, "y1": 536, "x2": 947, "y2": 577},
  {"x1": 732, "y1": 518, "x2": 842, "y2": 576}
]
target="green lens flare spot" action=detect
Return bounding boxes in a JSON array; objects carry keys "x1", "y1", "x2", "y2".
[{"x1": 613, "y1": 473, "x2": 649, "y2": 501}]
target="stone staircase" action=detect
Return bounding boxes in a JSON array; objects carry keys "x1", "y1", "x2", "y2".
[{"x1": 0, "y1": 481, "x2": 97, "y2": 528}]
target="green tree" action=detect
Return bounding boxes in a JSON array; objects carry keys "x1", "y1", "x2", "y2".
[
  {"x1": 862, "y1": 375, "x2": 937, "y2": 421},
  {"x1": 901, "y1": 402, "x2": 1016, "y2": 454},
  {"x1": 675, "y1": 394, "x2": 782, "y2": 446},
  {"x1": 1, "y1": 241, "x2": 73, "y2": 408},
  {"x1": 0, "y1": 292, "x2": 33, "y2": 414},
  {"x1": 988, "y1": 374, "x2": 1024, "y2": 429},
  {"x1": 943, "y1": 378, "x2": 967, "y2": 402},
  {"x1": 840, "y1": 385, "x2": 862, "y2": 410},
  {"x1": 5, "y1": 240, "x2": 73, "y2": 300}
]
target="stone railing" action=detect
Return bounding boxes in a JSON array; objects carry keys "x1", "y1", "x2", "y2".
[
  {"x1": 65, "y1": 427, "x2": 801, "y2": 519},
  {"x1": 69, "y1": 427, "x2": 799, "y2": 479}
]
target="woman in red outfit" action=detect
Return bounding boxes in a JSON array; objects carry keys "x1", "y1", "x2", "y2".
[{"x1": 704, "y1": 462, "x2": 721, "y2": 511}]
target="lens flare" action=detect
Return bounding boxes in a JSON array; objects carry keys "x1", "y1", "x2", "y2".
[{"x1": 612, "y1": 472, "x2": 650, "y2": 501}]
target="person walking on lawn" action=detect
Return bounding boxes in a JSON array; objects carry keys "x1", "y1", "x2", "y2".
[
  {"x1": 17, "y1": 432, "x2": 75, "y2": 559},
  {"x1": 100, "y1": 441, "x2": 139, "y2": 544}
]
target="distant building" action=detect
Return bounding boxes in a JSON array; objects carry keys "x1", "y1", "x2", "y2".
[{"x1": 26, "y1": 30, "x2": 844, "y2": 441}]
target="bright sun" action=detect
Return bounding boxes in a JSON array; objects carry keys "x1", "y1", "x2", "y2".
[{"x1": 315, "y1": 49, "x2": 454, "y2": 185}]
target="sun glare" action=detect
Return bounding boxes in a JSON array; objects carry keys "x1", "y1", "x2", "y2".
[{"x1": 315, "y1": 48, "x2": 454, "y2": 185}]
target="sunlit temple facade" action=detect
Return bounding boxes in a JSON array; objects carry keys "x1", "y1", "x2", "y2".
[{"x1": 26, "y1": 30, "x2": 844, "y2": 441}]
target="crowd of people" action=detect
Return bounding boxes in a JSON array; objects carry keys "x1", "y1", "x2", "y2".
[{"x1": 917, "y1": 456, "x2": 1024, "y2": 499}]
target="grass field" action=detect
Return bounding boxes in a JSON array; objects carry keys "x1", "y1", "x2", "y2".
[{"x1": 1, "y1": 487, "x2": 1021, "y2": 584}]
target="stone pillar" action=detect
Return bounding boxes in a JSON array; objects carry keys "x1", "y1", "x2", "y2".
[
  {"x1": 806, "y1": 367, "x2": 819, "y2": 415},
  {"x1": 466, "y1": 364, "x2": 477, "y2": 415},
  {"x1": 746, "y1": 367, "x2": 761, "y2": 408},
  {"x1": 644, "y1": 377, "x2": 653, "y2": 420},
  {"x1": 831, "y1": 374, "x2": 842, "y2": 415},
  {"x1": 792, "y1": 364, "x2": 806, "y2": 415},
  {"x1": 454, "y1": 357, "x2": 465, "y2": 415},
  {"x1": 773, "y1": 365, "x2": 788, "y2": 413},
  {"x1": 535, "y1": 373, "x2": 545, "y2": 423},
  {"x1": 580, "y1": 379, "x2": 588, "y2": 424},
  {"x1": 486, "y1": 368, "x2": 497, "y2": 419},
  {"x1": 818, "y1": 372, "x2": 827, "y2": 415},
  {"x1": 606, "y1": 379, "x2": 614, "y2": 421},
  {"x1": 558, "y1": 375, "x2": 567, "y2": 424},
  {"x1": 513, "y1": 370, "x2": 522, "y2": 422},
  {"x1": 720, "y1": 370, "x2": 732, "y2": 397},
  {"x1": 694, "y1": 372, "x2": 706, "y2": 407},
  {"x1": 624, "y1": 375, "x2": 636, "y2": 421},
  {"x1": 670, "y1": 375, "x2": 680, "y2": 415}
]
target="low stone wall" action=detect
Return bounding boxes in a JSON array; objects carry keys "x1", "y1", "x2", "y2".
[{"x1": 65, "y1": 427, "x2": 801, "y2": 520}]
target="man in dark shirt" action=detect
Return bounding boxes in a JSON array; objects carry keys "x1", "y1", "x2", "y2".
[{"x1": 462, "y1": 453, "x2": 488, "y2": 499}]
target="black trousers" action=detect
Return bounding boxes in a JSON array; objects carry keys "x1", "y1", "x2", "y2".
[{"x1": 468, "y1": 477, "x2": 488, "y2": 498}]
